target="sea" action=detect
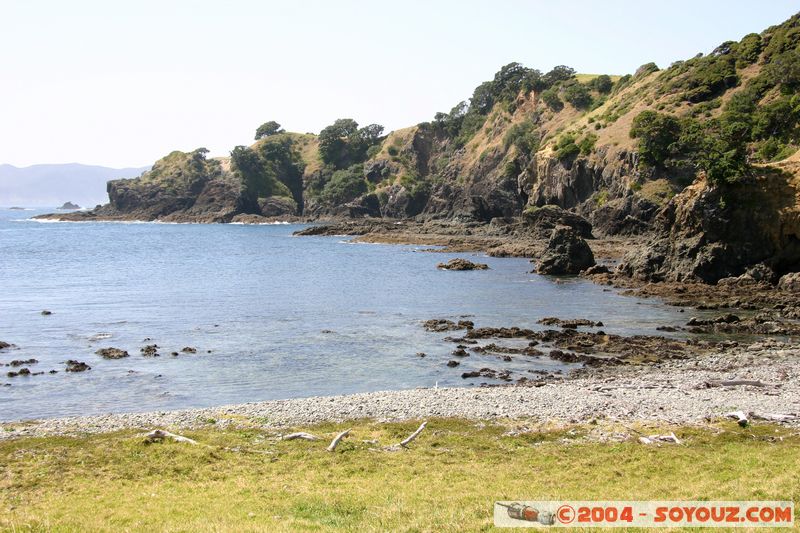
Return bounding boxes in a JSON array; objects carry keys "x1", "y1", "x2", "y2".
[{"x1": 0, "y1": 207, "x2": 692, "y2": 421}]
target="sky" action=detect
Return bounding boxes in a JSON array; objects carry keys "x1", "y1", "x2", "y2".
[{"x1": 1, "y1": 0, "x2": 798, "y2": 168}]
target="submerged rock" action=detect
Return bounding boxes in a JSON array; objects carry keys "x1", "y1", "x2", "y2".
[
  {"x1": 437, "y1": 258, "x2": 489, "y2": 271},
  {"x1": 423, "y1": 319, "x2": 471, "y2": 332},
  {"x1": 0, "y1": 341, "x2": 11, "y2": 350},
  {"x1": 40, "y1": 310, "x2": 52, "y2": 316},
  {"x1": 535, "y1": 226, "x2": 595, "y2": 275},
  {"x1": 537, "y1": 317, "x2": 602, "y2": 329},
  {"x1": 65, "y1": 360, "x2": 91, "y2": 372},
  {"x1": 141, "y1": 344, "x2": 160, "y2": 357},
  {"x1": 6, "y1": 367, "x2": 31, "y2": 377},
  {"x1": 95, "y1": 347, "x2": 129, "y2": 359},
  {"x1": 8, "y1": 359, "x2": 38, "y2": 367},
  {"x1": 180, "y1": 346, "x2": 197, "y2": 353}
]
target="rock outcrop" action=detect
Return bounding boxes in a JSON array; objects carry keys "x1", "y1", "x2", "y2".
[
  {"x1": 620, "y1": 171, "x2": 800, "y2": 283},
  {"x1": 522, "y1": 204, "x2": 593, "y2": 238},
  {"x1": 535, "y1": 226, "x2": 595, "y2": 275},
  {"x1": 437, "y1": 258, "x2": 489, "y2": 271}
]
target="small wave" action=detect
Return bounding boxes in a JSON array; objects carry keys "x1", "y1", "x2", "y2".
[{"x1": 230, "y1": 221, "x2": 291, "y2": 225}]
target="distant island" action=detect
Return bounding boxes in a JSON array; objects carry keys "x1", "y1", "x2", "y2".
[
  {"x1": 57, "y1": 202, "x2": 81, "y2": 210},
  {"x1": 0, "y1": 163, "x2": 149, "y2": 207}
]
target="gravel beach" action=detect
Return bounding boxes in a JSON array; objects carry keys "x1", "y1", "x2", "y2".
[{"x1": 3, "y1": 339, "x2": 798, "y2": 440}]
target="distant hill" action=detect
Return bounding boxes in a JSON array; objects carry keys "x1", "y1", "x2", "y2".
[{"x1": 0, "y1": 163, "x2": 150, "y2": 207}]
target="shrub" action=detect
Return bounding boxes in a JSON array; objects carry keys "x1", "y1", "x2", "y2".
[
  {"x1": 320, "y1": 164, "x2": 367, "y2": 205},
  {"x1": 540, "y1": 88, "x2": 563, "y2": 111},
  {"x1": 577, "y1": 133, "x2": 597, "y2": 155},
  {"x1": 554, "y1": 134, "x2": 580, "y2": 161},
  {"x1": 503, "y1": 119, "x2": 540, "y2": 154},
  {"x1": 562, "y1": 82, "x2": 593, "y2": 109}
]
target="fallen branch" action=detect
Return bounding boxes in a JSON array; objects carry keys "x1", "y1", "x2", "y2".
[
  {"x1": 281, "y1": 432, "x2": 320, "y2": 441},
  {"x1": 143, "y1": 429, "x2": 198, "y2": 445},
  {"x1": 724, "y1": 411, "x2": 749, "y2": 427},
  {"x1": 399, "y1": 421, "x2": 428, "y2": 448},
  {"x1": 749, "y1": 412, "x2": 799, "y2": 423},
  {"x1": 704, "y1": 380, "x2": 773, "y2": 388},
  {"x1": 639, "y1": 432, "x2": 680, "y2": 445},
  {"x1": 327, "y1": 429, "x2": 351, "y2": 452}
]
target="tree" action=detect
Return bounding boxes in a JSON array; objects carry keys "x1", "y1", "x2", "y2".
[
  {"x1": 318, "y1": 119, "x2": 384, "y2": 169},
  {"x1": 318, "y1": 119, "x2": 359, "y2": 168},
  {"x1": 255, "y1": 121, "x2": 284, "y2": 140},
  {"x1": 562, "y1": 82, "x2": 593, "y2": 109},
  {"x1": 544, "y1": 65, "x2": 576, "y2": 86},
  {"x1": 630, "y1": 111, "x2": 682, "y2": 167},
  {"x1": 540, "y1": 87, "x2": 563, "y2": 111},
  {"x1": 589, "y1": 74, "x2": 613, "y2": 94}
]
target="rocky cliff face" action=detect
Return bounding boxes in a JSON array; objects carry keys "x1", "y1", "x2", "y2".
[{"x1": 620, "y1": 167, "x2": 800, "y2": 282}]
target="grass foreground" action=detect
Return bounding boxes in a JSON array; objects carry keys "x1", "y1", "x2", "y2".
[{"x1": 1, "y1": 419, "x2": 798, "y2": 531}]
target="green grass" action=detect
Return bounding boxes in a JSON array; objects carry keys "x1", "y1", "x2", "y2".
[{"x1": 1, "y1": 419, "x2": 798, "y2": 531}]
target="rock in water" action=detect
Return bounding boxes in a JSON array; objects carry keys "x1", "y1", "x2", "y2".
[
  {"x1": 95, "y1": 347, "x2": 129, "y2": 359},
  {"x1": 65, "y1": 360, "x2": 91, "y2": 372},
  {"x1": 437, "y1": 258, "x2": 489, "y2": 271},
  {"x1": 535, "y1": 226, "x2": 595, "y2": 275},
  {"x1": 58, "y1": 201, "x2": 81, "y2": 210}
]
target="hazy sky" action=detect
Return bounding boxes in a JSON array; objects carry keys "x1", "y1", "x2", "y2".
[{"x1": 1, "y1": 1, "x2": 798, "y2": 168}]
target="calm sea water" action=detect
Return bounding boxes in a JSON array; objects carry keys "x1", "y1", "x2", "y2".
[{"x1": 0, "y1": 208, "x2": 690, "y2": 421}]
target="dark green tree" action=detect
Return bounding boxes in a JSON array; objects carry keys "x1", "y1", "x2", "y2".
[
  {"x1": 630, "y1": 111, "x2": 682, "y2": 167},
  {"x1": 255, "y1": 121, "x2": 285, "y2": 140}
]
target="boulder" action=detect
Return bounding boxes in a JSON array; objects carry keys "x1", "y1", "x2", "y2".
[
  {"x1": 535, "y1": 226, "x2": 596, "y2": 275},
  {"x1": 522, "y1": 204, "x2": 593, "y2": 239},
  {"x1": 778, "y1": 272, "x2": 800, "y2": 291},
  {"x1": 437, "y1": 258, "x2": 489, "y2": 271},
  {"x1": 258, "y1": 196, "x2": 297, "y2": 217}
]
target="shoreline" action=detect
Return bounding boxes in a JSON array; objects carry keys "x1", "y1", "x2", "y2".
[{"x1": 3, "y1": 338, "x2": 798, "y2": 439}]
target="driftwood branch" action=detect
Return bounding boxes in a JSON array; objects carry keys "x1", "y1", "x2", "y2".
[
  {"x1": 143, "y1": 429, "x2": 198, "y2": 445},
  {"x1": 327, "y1": 429, "x2": 351, "y2": 452},
  {"x1": 749, "y1": 412, "x2": 799, "y2": 423},
  {"x1": 639, "y1": 432, "x2": 680, "y2": 445},
  {"x1": 281, "y1": 432, "x2": 320, "y2": 441},
  {"x1": 704, "y1": 380, "x2": 773, "y2": 388},
  {"x1": 725, "y1": 411, "x2": 750, "y2": 427},
  {"x1": 399, "y1": 421, "x2": 428, "y2": 448}
]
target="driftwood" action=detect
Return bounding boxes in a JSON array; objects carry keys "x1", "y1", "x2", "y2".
[
  {"x1": 399, "y1": 421, "x2": 428, "y2": 448},
  {"x1": 725, "y1": 411, "x2": 750, "y2": 427},
  {"x1": 281, "y1": 432, "x2": 320, "y2": 441},
  {"x1": 639, "y1": 432, "x2": 680, "y2": 445},
  {"x1": 143, "y1": 429, "x2": 198, "y2": 445},
  {"x1": 327, "y1": 429, "x2": 351, "y2": 452},
  {"x1": 704, "y1": 380, "x2": 773, "y2": 388},
  {"x1": 749, "y1": 412, "x2": 799, "y2": 423}
]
